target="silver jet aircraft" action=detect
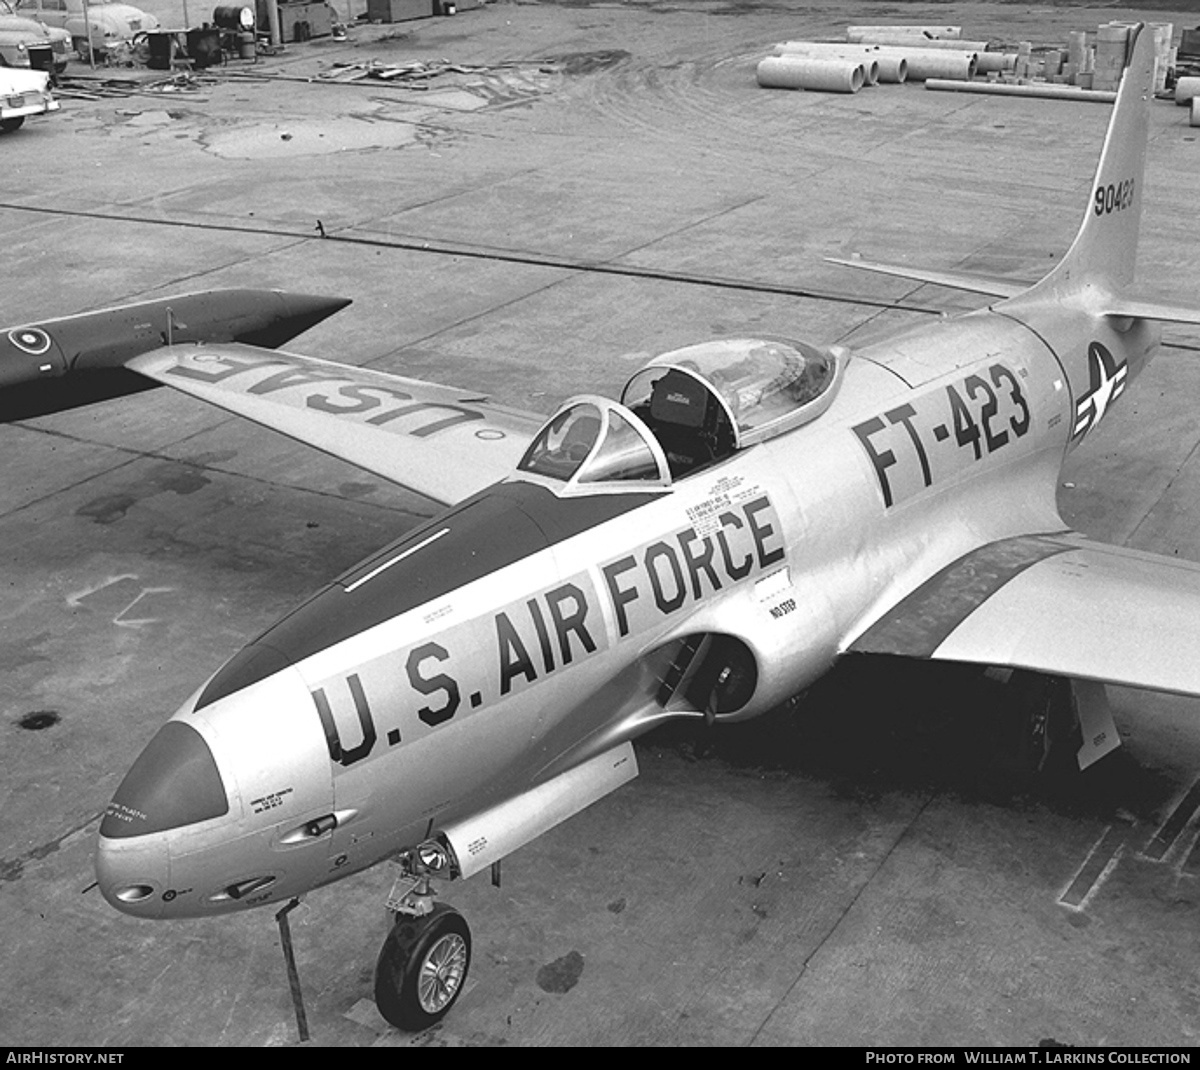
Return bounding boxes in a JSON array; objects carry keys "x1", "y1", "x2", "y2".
[{"x1": 92, "y1": 24, "x2": 1200, "y2": 1031}]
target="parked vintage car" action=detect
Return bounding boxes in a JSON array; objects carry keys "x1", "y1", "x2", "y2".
[
  {"x1": 0, "y1": 65, "x2": 58, "y2": 132},
  {"x1": 0, "y1": 0, "x2": 71, "y2": 73},
  {"x1": 14, "y1": 0, "x2": 157, "y2": 60}
]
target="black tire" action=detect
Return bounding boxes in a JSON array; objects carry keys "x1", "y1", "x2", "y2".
[
  {"x1": 1, "y1": 116, "x2": 25, "y2": 133},
  {"x1": 374, "y1": 904, "x2": 471, "y2": 1031},
  {"x1": 72, "y1": 37, "x2": 97, "y2": 64}
]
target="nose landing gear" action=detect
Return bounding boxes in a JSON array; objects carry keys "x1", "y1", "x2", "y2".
[
  {"x1": 375, "y1": 903, "x2": 472, "y2": 1030},
  {"x1": 374, "y1": 840, "x2": 472, "y2": 1031}
]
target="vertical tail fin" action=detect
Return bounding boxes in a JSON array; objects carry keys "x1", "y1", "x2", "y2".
[
  {"x1": 829, "y1": 24, "x2": 1200, "y2": 325},
  {"x1": 1021, "y1": 23, "x2": 1154, "y2": 301}
]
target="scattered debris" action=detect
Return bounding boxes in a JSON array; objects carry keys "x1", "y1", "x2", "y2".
[
  {"x1": 317, "y1": 57, "x2": 497, "y2": 85},
  {"x1": 53, "y1": 72, "x2": 218, "y2": 100}
]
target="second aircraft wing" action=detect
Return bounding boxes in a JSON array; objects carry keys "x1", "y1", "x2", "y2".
[
  {"x1": 848, "y1": 532, "x2": 1200, "y2": 699},
  {"x1": 128, "y1": 344, "x2": 545, "y2": 507}
]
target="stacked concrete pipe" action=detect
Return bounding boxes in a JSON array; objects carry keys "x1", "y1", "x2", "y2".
[
  {"x1": 773, "y1": 42, "x2": 906, "y2": 83},
  {"x1": 925, "y1": 79, "x2": 1117, "y2": 103},
  {"x1": 974, "y1": 52, "x2": 1016, "y2": 74},
  {"x1": 846, "y1": 24, "x2": 961, "y2": 41},
  {"x1": 848, "y1": 31, "x2": 990, "y2": 51},
  {"x1": 776, "y1": 41, "x2": 977, "y2": 82},
  {"x1": 885, "y1": 48, "x2": 978, "y2": 81},
  {"x1": 757, "y1": 56, "x2": 866, "y2": 93},
  {"x1": 1176, "y1": 77, "x2": 1200, "y2": 105}
]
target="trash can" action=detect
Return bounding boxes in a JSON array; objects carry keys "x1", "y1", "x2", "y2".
[
  {"x1": 147, "y1": 30, "x2": 176, "y2": 69},
  {"x1": 186, "y1": 26, "x2": 223, "y2": 69}
]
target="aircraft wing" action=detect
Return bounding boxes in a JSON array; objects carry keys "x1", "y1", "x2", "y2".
[
  {"x1": 848, "y1": 533, "x2": 1200, "y2": 698},
  {"x1": 127, "y1": 344, "x2": 545, "y2": 506}
]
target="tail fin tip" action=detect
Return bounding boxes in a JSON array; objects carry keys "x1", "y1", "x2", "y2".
[{"x1": 1023, "y1": 22, "x2": 1154, "y2": 299}]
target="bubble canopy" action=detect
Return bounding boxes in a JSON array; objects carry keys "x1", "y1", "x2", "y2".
[
  {"x1": 517, "y1": 338, "x2": 844, "y2": 491},
  {"x1": 622, "y1": 338, "x2": 843, "y2": 450}
]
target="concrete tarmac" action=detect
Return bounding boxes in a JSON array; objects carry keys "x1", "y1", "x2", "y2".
[{"x1": 3, "y1": 0, "x2": 1200, "y2": 1047}]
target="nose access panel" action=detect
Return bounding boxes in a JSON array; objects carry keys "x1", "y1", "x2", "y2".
[{"x1": 99, "y1": 721, "x2": 229, "y2": 839}]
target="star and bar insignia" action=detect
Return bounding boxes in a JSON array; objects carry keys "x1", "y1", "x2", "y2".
[{"x1": 1073, "y1": 340, "x2": 1128, "y2": 439}]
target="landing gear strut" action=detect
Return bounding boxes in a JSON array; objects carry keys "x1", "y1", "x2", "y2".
[
  {"x1": 999, "y1": 670, "x2": 1077, "y2": 774},
  {"x1": 374, "y1": 840, "x2": 471, "y2": 1030},
  {"x1": 990, "y1": 669, "x2": 1124, "y2": 776}
]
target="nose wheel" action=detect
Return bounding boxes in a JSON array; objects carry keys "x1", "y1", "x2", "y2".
[{"x1": 374, "y1": 903, "x2": 472, "y2": 1030}]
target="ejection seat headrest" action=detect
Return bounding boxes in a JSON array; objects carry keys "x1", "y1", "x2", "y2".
[{"x1": 649, "y1": 370, "x2": 708, "y2": 429}]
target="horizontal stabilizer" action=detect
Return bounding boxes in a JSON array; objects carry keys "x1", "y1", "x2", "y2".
[
  {"x1": 825, "y1": 256, "x2": 1027, "y2": 299},
  {"x1": 1101, "y1": 296, "x2": 1200, "y2": 327}
]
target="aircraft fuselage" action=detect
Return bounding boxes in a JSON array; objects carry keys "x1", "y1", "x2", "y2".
[{"x1": 94, "y1": 298, "x2": 1159, "y2": 919}]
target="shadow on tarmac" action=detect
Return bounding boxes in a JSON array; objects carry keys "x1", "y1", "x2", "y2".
[{"x1": 643, "y1": 656, "x2": 1177, "y2": 824}]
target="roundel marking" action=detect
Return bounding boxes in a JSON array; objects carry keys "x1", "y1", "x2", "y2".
[{"x1": 8, "y1": 327, "x2": 52, "y2": 356}]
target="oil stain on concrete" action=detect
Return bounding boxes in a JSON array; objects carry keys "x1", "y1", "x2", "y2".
[
  {"x1": 535, "y1": 950, "x2": 584, "y2": 994},
  {"x1": 75, "y1": 461, "x2": 212, "y2": 525}
]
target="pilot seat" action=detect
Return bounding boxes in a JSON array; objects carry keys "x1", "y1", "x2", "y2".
[{"x1": 646, "y1": 369, "x2": 732, "y2": 478}]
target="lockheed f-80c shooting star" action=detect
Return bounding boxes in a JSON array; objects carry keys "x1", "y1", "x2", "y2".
[{"x1": 90, "y1": 24, "x2": 1200, "y2": 1032}]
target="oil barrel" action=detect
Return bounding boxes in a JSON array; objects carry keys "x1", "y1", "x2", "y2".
[{"x1": 212, "y1": 5, "x2": 254, "y2": 29}]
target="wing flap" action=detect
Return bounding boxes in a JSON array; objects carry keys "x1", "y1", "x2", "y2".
[
  {"x1": 128, "y1": 344, "x2": 544, "y2": 506},
  {"x1": 850, "y1": 534, "x2": 1200, "y2": 698}
]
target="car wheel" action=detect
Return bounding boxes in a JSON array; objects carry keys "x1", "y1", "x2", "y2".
[{"x1": 1, "y1": 117, "x2": 27, "y2": 133}]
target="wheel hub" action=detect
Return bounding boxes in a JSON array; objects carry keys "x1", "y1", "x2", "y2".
[{"x1": 417, "y1": 933, "x2": 468, "y2": 1013}]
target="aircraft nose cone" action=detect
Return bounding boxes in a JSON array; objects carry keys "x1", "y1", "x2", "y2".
[
  {"x1": 96, "y1": 721, "x2": 229, "y2": 916},
  {"x1": 99, "y1": 721, "x2": 229, "y2": 841}
]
